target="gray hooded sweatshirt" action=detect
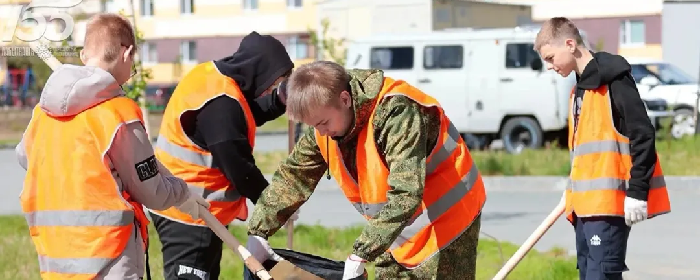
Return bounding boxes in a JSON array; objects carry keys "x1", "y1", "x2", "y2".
[{"x1": 15, "y1": 64, "x2": 191, "y2": 279}]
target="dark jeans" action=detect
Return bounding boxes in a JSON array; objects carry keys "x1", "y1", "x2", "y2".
[
  {"x1": 573, "y1": 213, "x2": 631, "y2": 280},
  {"x1": 150, "y1": 212, "x2": 226, "y2": 280}
]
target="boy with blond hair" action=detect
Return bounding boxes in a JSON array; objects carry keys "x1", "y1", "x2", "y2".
[
  {"x1": 534, "y1": 17, "x2": 671, "y2": 280},
  {"x1": 16, "y1": 13, "x2": 208, "y2": 280},
  {"x1": 244, "y1": 60, "x2": 487, "y2": 280}
]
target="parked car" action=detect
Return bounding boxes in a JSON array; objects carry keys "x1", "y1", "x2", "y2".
[
  {"x1": 626, "y1": 57, "x2": 698, "y2": 139},
  {"x1": 144, "y1": 84, "x2": 176, "y2": 112},
  {"x1": 643, "y1": 98, "x2": 676, "y2": 133}
]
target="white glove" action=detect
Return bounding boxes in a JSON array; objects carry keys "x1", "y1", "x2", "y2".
[
  {"x1": 624, "y1": 196, "x2": 648, "y2": 226},
  {"x1": 175, "y1": 193, "x2": 210, "y2": 220},
  {"x1": 289, "y1": 208, "x2": 300, "y2": 222},
  {"x1": 247, "y1": 235, "x2": 284, "y2": 263},
  {"x1": 342, "y1": 254, "x2": 366, "y2": 280}
]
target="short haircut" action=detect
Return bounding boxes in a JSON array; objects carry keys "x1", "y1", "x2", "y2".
[
  {"x1": 83, "y1": 13, "x2": 136, "y2": 63},
  {"x1": 534, "y1": 17, "x2": 584, "y2": 52},
  {"x1": 285, "y1": 61, "x2": 350, "y2": 122}
]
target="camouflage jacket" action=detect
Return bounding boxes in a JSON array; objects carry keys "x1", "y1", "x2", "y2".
[{"x1": 247, "y1": 69, "x2": 441, "y2": 262}]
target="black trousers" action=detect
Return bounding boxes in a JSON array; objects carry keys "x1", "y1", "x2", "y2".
[
  {"x1": 150, "y1": 212, "x2": 226, "y2": 280},
  {"x1": 573, "y1": 213, "x2": 631, "y2": 280}
]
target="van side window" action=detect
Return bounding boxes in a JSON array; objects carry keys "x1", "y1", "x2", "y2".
[
  {"x1": 424, "y1": 45, "x2": 463, "y2": 69},
  {"x1": 505, "y1": 43, "x2": 540, "y2": 69},
  {"x1": 370, "y1": 47, "x2": 414, "y2": 70}
]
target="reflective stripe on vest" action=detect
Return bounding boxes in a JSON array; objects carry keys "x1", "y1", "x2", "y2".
[
  {"x1": 151, "y1": 61, "x2": 254, "y2": 225},
  {"x1": 565, "y1": 85, "x2": 671, "y2": 221},
  {"x1": 27, "y1": 210, "x2": 135, "y2": 274},
  {"x1": 21, "y1": 96, "x2": 149, "y2": 278},
  {"x1": 569, "y1": 140, "x2": 666, "y2": 192},
  {"x1": 332, "y1": 121, "x2": 466, "y2": 217},
  {"x1": 155, "y1": 136, "x2": 241, "y2": 202},
  {"x1": 315, "y1": 77, "x2": 486, "y2": 268}
]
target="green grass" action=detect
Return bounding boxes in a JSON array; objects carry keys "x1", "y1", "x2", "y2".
[
  {"x1": 256, "y1": 136, "x2": 700, "y2": 176},
  {"x1": 0, "y1": 215, "x2": 577, "y2": 280},
  {"x1": 258, "y1": 116, "x2": 291, "y2": 132}
]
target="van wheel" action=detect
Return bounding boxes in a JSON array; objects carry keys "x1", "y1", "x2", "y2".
[
  {"x1": 500, "y1": 117, "x2": 543, "y2": 154},
  {"x1": 462, "y1": 133, "x2": 490, "y2": 150}
]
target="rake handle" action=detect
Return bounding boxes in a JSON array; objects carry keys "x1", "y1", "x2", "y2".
[
  {"x1": 492, "y1": 193, "x2": 566, "y2": 280},
  {"x1": 199, "y1": 205, "x2": 273, "y2": 280}
]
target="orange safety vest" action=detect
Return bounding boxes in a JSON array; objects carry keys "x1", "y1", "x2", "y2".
[
  {"x1": 315, "y1": 77, "x2": 486, "y2": 268},
  {"x1": 20, "y1": 96, "x2": 150, "y2": 280},
  {"x1": 566, "y1": 86, "x2": 671, "y2": 222},
  {"x1": 151, "y1": 61, "x2": 255, "y2": 226}
]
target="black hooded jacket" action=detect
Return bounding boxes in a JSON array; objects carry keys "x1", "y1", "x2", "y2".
[
  {"x1": 573, "y1": 51, "x2": 657, "y2": 201},
  {"x1": 188, "y1": 31, "x2": 293, "y2": 204}
]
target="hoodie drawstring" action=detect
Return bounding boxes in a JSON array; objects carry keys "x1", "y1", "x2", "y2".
[{"x1": 326, "y1": 136, "x2": 331, "y2": 180}]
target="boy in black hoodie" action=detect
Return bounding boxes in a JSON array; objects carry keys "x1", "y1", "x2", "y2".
[
  {"x1": 148, "y1": 31, "x2": 299, "y2": 280},
  {"x1": 534, "y1": 18, "x2": 671, "y2": 280}
]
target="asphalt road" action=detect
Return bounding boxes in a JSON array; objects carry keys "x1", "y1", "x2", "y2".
[{"x1": 1, "y1": 146, "x2": 697, "y2": 279}]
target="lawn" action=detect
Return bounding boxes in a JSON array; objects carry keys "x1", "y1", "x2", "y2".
[
  {"x1": 0, "y1": 215, "x2": 577, "y2": 280},
  {"x1": 255, "y1": 136, "x2": 700, "y2": 176}
]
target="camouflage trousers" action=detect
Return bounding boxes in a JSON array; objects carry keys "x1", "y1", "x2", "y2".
[{"x1": 374, "y1": 213, "x2": 481, "y2": 280}]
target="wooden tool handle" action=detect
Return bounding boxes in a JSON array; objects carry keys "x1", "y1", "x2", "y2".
[
  {"x1": 286, "y1": 220, "x2": 294, "y2": 249},
  {"x1": 492, "y1": 194, "x2": 566, "y2": 280},
  {"x1": 28, "y1": 41, "x2": 63, "y2": 70},
  {"x1": 198, "y1": 205, "x2": 274, "y2": 280}
]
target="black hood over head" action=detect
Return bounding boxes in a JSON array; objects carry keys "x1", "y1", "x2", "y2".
[{"x1": 214, "y1": 31, "x2": 294, "y2": 100}]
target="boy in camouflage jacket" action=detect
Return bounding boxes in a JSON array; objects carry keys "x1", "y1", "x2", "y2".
[{"x1": 246, "y1": 61, "x2": 486, "y2": 279}]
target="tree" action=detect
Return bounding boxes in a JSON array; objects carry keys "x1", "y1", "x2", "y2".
[
  {"x1": 308, "y1": 18, "x2": 347, "y2": 65},
  {"x1": 120, "y1": 3, "x2": 154, "y2": 137},
  {"x1": 594, "y1": 38, "x2": 605, "y2": 52}
]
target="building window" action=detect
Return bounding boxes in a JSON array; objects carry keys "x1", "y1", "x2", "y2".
[
  {"x1": 505, "y1": 43, "x2": 540, "y2": 69},
  {"x1": 102, "y1": 0, "x2": 116, "y2": 12},
  {"x1": 140, "y1": 42, "x2": 157, "y2": 63},
  {"x1": 243, "y1": 0, "x2": 258, "y2": 10},
  {"x1": 140, "y1": 0, "x2": 154, "y2": 16},
  {"x1": 424, "y1": 45, "x2": 463, "y2": 69},
  {"x1": 287, "y1": 0, "x2": 302, "y2": 8},
  {"x1": 180, "y1": 0, "x2": 194, "y2": 14},
  {"x1": 286, "y1": 36, "x2": 308, "y2": 60},
  {"x1": 370, "y1": 47, "x2": 414, "y2": 70},
  {"x1": 180, "y1": 41, "x2": 197, "y2": 63},
  {"x1": 620, "y1": 20, "x2": 645, "y2": 46},
  {"x1": 433, "y1": 8, "x2": 450, "y2": 23}
]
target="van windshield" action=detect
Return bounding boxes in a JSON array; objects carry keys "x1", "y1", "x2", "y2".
[{"x1": 631, "y1": 63, "x2": 696, "y2": 85}]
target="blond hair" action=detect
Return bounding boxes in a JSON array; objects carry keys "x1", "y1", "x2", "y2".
[
  {"x1": 533, "y1": 17, "x2": 584, "y2": 52},
  {"x1": 83, "y1": 13, "x2": 136, "y2": 63},
  {"x1": 285, "y1": 61, "x2": 350, "y2": 122}
]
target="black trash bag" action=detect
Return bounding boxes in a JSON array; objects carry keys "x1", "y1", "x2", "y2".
[{"x1": 243, "y1": 248, "x2": 368, "y2": 280}]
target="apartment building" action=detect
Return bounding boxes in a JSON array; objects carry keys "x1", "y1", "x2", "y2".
[
  {"x1": 317, "y1": 0, "x2": 532, "y2": 44},
  {"x1": 529, "y1": 0, "x2": 663, "y2": 59},
  {"x1": 94, "y1": 0, "x2": 318, "y2": 86},
  {"x1": 662, "y1": 0, "x2": 700, "y2": 80}
]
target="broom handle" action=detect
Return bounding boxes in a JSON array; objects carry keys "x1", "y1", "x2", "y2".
[
  {"x1": 492, "y1": 193, "x2": 566, "y2": 280},
  {"x1": 199, "y1": 205, "x2": 274, "y2": 280},
  {"x1": 28, "y1": 41, "x2": 62, "y2": 70}
]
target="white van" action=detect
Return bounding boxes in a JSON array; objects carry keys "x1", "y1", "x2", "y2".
[{"x1": 345, "y1": 26, "x2": 583, "y2": 153}]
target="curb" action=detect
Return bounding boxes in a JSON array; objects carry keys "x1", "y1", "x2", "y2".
[{"x1": 267, "y1": 175, "x2": 700, "y2": 191}]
